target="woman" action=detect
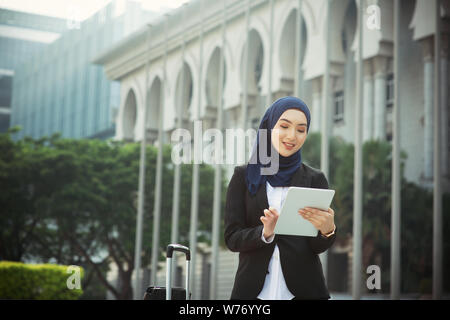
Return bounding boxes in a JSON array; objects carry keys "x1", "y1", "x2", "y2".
[{"x1": 224, "y1": 96, "x2": 336, "y2": 300}]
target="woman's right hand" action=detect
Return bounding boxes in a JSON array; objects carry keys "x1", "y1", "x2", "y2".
[{"x1": 260, "y1": 206, "x2": 280, "y2": 240}]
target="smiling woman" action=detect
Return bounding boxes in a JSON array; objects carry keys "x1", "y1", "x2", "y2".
[{"x1": 224, "y1": 96, "x2": 337, "y2": 300}]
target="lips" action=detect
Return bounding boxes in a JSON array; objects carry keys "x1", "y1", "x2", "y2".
[{"x1": 283, "y1": 142, "x2": 295, "y2": 150}]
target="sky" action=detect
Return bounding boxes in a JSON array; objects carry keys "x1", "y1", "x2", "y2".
[{"x1": 0, "y1": 0, "x2": 188, "y2": 21}]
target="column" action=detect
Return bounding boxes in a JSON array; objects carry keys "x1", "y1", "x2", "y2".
[
  {"x1": 352, "y1": 0, "x2": 364, "y2": 299},
  {"x1": 422, "y1": 37, "x2": 434, "y2": 180},
  {"x1": 170, "y1": 3, "x2": 189, "y2": 285},
  {"x1": 432, "y1": 0, "x2": 443, "y2": 299},
  {"x1": 294, "y1": 0, "x2": 303, "y2": 98},
  {"x1": 320, "y1": 0, "x2": 331, "y2": 283},
  {"x1": 150, "y1": 13, "x2": 169, "y2": 287},
  {"x1": 190, "y1": 0, "x2": 206, "y2": 300},
  {"x1": 373, "y1": 56, "x2": 388, "y2": 140},
  {"x1": 133, "y1": 24, "x2": 152, "y2": 300},
  {"x1": 210, "y1": 0, "x2": 227, "y2": 299},
  {"x1": 311, "y1": 78, "x2": 322, "y2": 132},
  {"x1": 391, "y1": 0, "x2": 401, "y2": 299},
  {"x1": 440, "y1": 34, "x2": 448, "y2": 177},
  {"x1": 266, "y1": 0, "x2": 274, "y2": 106},
  {"x1": 363, "y1": 59, "x2": 374, "y2": 142}
]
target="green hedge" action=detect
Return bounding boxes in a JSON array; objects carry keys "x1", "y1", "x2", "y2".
[{"x1": 0, "y1": 261, "x2": 84, "y2": 299}]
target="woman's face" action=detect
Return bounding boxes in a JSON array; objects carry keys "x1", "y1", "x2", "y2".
[{"x1": 271, "y1": 109, "x2": 308, "y2": 157}]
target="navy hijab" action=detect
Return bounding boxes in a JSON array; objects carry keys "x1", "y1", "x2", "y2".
[{"x1": 245, "y1": 96, "x2": 311, "y2": 196}]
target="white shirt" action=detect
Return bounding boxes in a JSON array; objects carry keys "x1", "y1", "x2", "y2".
[{"x1": 257, "y1": 181, "x2": 295, "y2": 300}]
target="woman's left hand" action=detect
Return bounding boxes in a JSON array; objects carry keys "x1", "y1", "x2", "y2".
[{"x1": 298, "y1": 207, "x2": 335, "y2": 235}]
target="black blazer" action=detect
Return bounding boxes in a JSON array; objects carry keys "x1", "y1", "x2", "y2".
[{"x1": 224, "y1": 163, "x2": 336, "y2": 300}]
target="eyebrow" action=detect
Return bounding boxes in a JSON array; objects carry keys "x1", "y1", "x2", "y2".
[{"x1": 280, "y1": 118, "x2": 307, "y2": 126}]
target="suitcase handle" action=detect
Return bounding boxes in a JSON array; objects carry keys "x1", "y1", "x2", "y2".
[
  {"x1": 167, "y1": 244, "x2": 191, "y2": 261},
  {"x1": 166, "y1": 244, "x2": 190, "y2": 300}
]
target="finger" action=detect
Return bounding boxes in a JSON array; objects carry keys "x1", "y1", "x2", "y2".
[
  {"x1": 266, "y1": 208, "x2": 278, "y2": 218},
  {"x1": 305, "y1": 207, "x2": 331, "y2": 218},
  {"x1": 300, "y1": 211, "x2": 325, "y2": 229},
  {"x1": 268, "y1": 207, "x2": 279, "y2": 216},
  {"x1": 305, "y1": 214, "x2": 321, "y2": 223},
  {"x1": 266, "y1": 212, "x2": 275, "y2": 221},
  {"x1": 300, "y1": 211, "x2": 314, "y2": 221},
  {"x1": 328, "y1": 208, "x2": 335, "y2": 216},
  {"x1": 299, "y1": 210, "x2": 308, "y2": 218},
  {"x1": 299, "y1": 211, "x2": 314, "y2": 221},
  {"x1": 304, "y1": 207, "x2": 321, "y2": 215},
  {"x1": 302, "y1": 214, "x2": 322, "y2": 226},
  {"x1": 264, "y1": 209, "x2": 273, "y2": 218},
  {"x1": 299, "y1": 208, "x2": 312, "y2": 214},
  {"x1": 301, "y1": 209, "x2": 321, "y2": 220}
]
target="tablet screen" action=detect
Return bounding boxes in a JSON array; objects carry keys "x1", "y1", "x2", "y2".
[{"x1": 274, "y1": 187, "x2": 335, "y2": 237}]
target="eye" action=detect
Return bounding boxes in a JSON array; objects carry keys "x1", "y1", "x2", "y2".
[
  {"x1": 297, "y1": 130, "x2": 305, "y2": 133},
  {"x1": 281, "y1": 125, "x2": 288, "y2": 129}
]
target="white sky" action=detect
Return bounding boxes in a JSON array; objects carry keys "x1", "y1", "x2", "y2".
[{"x1": 0, "y1": 0, "x2": 188, "y2": 21}]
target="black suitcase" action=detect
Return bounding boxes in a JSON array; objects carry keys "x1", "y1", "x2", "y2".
[{"x1": 144, "y1": 244, "x2": 191, "y2": 300}]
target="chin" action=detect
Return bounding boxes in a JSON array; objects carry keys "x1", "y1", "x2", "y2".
[{"x1": 279, "y1": 150, "x2": 295, "y2": 157}]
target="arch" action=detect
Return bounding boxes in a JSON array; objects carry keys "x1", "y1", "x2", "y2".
[
  {"x1": 239, "y1": 29, "x2": 265, "y2": 95},
  {"x1": 147, "y1": 69, "x2": 164, "y2": 92},
  {"x1": 203, "y1": 36, "x2": 234, "y2": 88},
  {"x1": 277, "y1": 8, "x2": 308, "y2": 80},
  {"x1": 276, "y1": 0, "x2": 317, "y2": 34},
  {"x1": 205, "y1": 46, "x2": 227, "y2": 106},
  {"x1": 174, "y1": 61, "x2": 194, "y2": 122},
  {"x1": 234, "y1": 15, "x2": 270, "y2": 92},
  {"x1": 271, "y1": 0, "x2": 316, "y2": 86},
  {"x1": 118, "y1": 77, "x2": 144, "y2": 141},
  {"x1": 327, "y1": 0, "x2": 353, "y2": 63},
  {"x1": 342, "y1": 0, "x2": 357, "y2": 57},
  {"x1": 122, "y1": 89, "x2": 137, "y2": 140},
  {"x1": 170, "y1": 50, "x2": 198, "y2": 118},
  {"x1": 147, "y1": 76, "x2": 162, "y2": 130}
]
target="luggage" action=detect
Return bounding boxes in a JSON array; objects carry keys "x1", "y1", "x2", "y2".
[{"x1": 143, "y1": 244, "x2": 191, "y2": 300}]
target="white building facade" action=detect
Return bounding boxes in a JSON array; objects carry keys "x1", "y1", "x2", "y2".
[{"x1": 95, "y1": 0, "x2": 450, "y2": 188}]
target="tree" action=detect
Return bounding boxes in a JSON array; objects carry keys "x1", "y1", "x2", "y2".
[
  {"x1": 0, "y1": 129, "x2": 220, "y2": 299},
  {"x1": 0, "y1": 127, "x2": 70, "y2": 262}
]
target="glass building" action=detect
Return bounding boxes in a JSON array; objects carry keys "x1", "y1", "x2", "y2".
[
  {"x1": 9, "y1": 0, "x2": 156, "y2": 140},
  {"x1": 0, "y1": 8, "x2": 66, "y2": 133}
]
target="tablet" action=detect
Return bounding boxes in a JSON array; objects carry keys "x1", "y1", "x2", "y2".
[{"x1": 274, "y1": 187, "x2": 335, "y2": 237}]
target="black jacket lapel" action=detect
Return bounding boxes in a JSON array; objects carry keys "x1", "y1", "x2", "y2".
[
  {"x1": 255, "y1": 182, "x2": 269, "y2": 213},
  {"x1": 289, "y1": 163, "x2": 311, "y2": 188}
]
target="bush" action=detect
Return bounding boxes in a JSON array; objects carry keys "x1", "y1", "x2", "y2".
[{"x1": 0, "y1": 261, "x2": 84, "y2": 299}]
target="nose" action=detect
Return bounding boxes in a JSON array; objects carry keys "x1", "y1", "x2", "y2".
[{"x1": 286, "y1": 128, "x2": 296, "y2": 141}]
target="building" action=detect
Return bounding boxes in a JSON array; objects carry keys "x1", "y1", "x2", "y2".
[
  {"x1": 0, "y1": 8, "x2": 66, "y2": 133},
  {"x1": 95, "y1": 0, "x2": 450, "y2": 188},
  {"x1": 9, "y1": 0, "x2": 157, "y2": 140},
  {"x1": 95, "y1": 0, "x2": 450, "y2": 299}
]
